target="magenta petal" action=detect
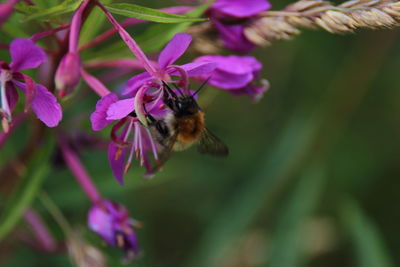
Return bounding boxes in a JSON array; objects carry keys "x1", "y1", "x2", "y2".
[
  {"x1": 179, "y1": 62, "x2": 217, "y2": 77},
  {"x1": 209, "y1": 69, "x2": 253, "y2": 89},
  {"x1": 211, "y1": 0, "x2": 271, "y2": 18},
  {"x1": 106, "y1": 98, "x2": 135, "y2": 120},
  {"x1": 31, "y1": 84, "x2": 62, "y2": 127},
  {"x1": 88, "y1": 205, "x2": 115, "y2": 245},
  {"x1": 6, "y1": 82, "x2": 18, "y2": 112},
  {"x1": 9, "y1": 38, "x2": 46, "y2": 71},
  {"x1": 230, "y1": 84, "x2": 269, "y2": 101},
  {"x1": 122, "y1": 72, "x2": 152, "y2": 95},
  {"x1": 108, "y1": 142, "x2": 126, "y2": 185},
  {"x1": 158, "y1": 33, "x2": 192, "y2": 69},
  {"x1": 197, "y1": 55, "x2": 259, "y2": 74},
  {"x1": 13, "y1": 80, "x2": 62, "y2": 127},
  {"x1": 213, "y1": 20, "x2": 255, "y2": 53},
  {"x1": 90, "y1": 93, "x2": 119, "y2": 131}
]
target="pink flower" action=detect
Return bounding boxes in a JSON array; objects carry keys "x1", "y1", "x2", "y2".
[
  {"x1": 207, "y1": 0, "x2": 272, "y2": 52},
  {"x1": 122, "y1": 33, "x2": 216, "y2": 96},
  {"x1": 88, "y1": 200, "x2": 140, "y2": 262},
  {"x1": 194, "y1": 55, "x2": 269, "y2": 101},
  {"x1": 90, "y1": 33, "x2": 216, "y2": 183},
  {"x1": 0, "y1": 38, "x2": 62, "y2": 130}
]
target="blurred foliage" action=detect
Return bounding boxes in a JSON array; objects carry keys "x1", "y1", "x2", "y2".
[{"x1": 1, "y1": 0, "x2": 400, "y2": 266}]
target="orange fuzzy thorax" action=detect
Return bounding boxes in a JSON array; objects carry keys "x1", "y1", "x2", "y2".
[{"x1": 173, "y1": 112, "x2": 205, "y2": 151}]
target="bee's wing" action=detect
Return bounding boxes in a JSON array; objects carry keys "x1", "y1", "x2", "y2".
[
  {"x1": 154, "y1": 133, "x2": 177, "y2": 170},
  {"x1": 197, "y1": 128, "x2": 229, "y2": 157}
]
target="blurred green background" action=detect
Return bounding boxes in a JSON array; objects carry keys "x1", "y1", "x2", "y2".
[{"x1": 1, "y1": 0, "x2": 400, "y2": 266}]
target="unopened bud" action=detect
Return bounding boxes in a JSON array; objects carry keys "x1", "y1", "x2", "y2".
[{"x1": 55, "y1": 52, "x2": 81, "y2": 98}]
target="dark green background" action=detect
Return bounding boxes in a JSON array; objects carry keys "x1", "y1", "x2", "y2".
[{"x1": 1, "y1": 0, "x2": 400, "y2": 266}]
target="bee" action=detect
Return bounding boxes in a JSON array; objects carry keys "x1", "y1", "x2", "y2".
[{"x1": 148, "y1": 80, "x2": 229, "y2": 168}]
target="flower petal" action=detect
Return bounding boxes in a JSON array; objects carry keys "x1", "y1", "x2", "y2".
[
  {"x1": 211, "y1": 0, "x2": 271, "y2": 18},
  {"x1": 13, "y1": 80, "x2": 62, "y2": 127},
  {"x1": 208, "y1": 69, "x2": 253, "y2": 89},
  {"x1": 158, "y1": 33, "x2": 192, "y2": 69},
  {"x1": 108, "y1": 142, "x2": 126, "y2": 185},
  {"x1": 122, "y1": 72, "x2": 152, "y2": 95},
  {"x1": 88, "y1": 205, "x2": 115, "y2": 246},
  {"x1": 179, "y1": 62, "x2": 217, "y2": 77},
  {"x1": 193, "y1": 55, "x2": 263, "y2": 89},
  {"x1": 90, "y1": 93, "x2": 119, "y2": 131},
  {"x1": 229, "y1": 83, "x2": 269, "y2": 101},
  {"x1": 106, "y1": 98, "x2": 135, "y2": 121},
  {"x1": 213, "y1": 20, "x2": 255, "y2": 53},
  {"x1": 5, "y1": 82, "x2": 18, "y2": 112},
  {"x1": 9, "y1": 38, "x2": 46, "y2": 71}
]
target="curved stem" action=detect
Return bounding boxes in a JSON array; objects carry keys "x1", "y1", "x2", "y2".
[
  {"x1": 69, "y1": 0, "x2": 91, "y2": 53},
  {"x1": 58, "y1": 136, "x2": 102, "y2": 204},
  {"x1": 96, "y1": 1, "x2": 159, "y2": 78}
]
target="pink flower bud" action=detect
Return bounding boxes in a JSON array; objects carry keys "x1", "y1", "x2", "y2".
[
  {"x1": 55, "y1": 52, "x2": 81, "y2": 98},
  {"x1": 0, "y1": 0, "x2": 18, "y2": 27}
]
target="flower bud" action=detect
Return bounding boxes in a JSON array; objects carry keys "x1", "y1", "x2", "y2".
[
  {"x1": 0, "y1": 0, "x2": 18, "y2": 27},
  {"x1": 55, "y1": 52, "x2": 81, "y2": 98}
]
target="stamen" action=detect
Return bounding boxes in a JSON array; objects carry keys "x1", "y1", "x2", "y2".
[
  {"x1": 1, "y1": 118, "x2": 9, "y2": 133},
  {"x1": 124, "y1": 122, "x2": 139, "y2": 173},
  {"x1": 116, "y1": 233, "x2": 125, "y2": 248},
  {"x1": 145, "y1": 127, "x2": 158, "y2": 160}
]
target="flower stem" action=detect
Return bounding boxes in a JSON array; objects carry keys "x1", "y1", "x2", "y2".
[
  {"x1": 69, "y1": 0, "x2": 91, "y2": 53},
  {"x1": 23, "y1": 208, "x2": 57, "y2": 252},
  {"x1": 58, "y1": 136, "x2": 102, "y2": 204},
  {"x1": 80, "y1": 68, "x2": 111, "y2": 97},
  {"x1": 78, "y1": 5, "x2": 193, "y2": 51},
  {"x1": 96, "y1": 1, "x2": 159, "y2": 78},
  {"x1": 30, "y1": 24, "x2": 70, "y2": 43}
]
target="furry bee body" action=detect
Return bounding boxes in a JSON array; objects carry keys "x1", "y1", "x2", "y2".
[
  {"x1": 164, "y1": 111, "x2": 205, "y2": 151},
  {"x1": 149, "y1": 82, "x2": 229, "y2": 169}
]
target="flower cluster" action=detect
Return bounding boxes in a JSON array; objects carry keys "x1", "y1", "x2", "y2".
[{"x1": 0, "y1": 0, "x2": 270, "y2": 262}]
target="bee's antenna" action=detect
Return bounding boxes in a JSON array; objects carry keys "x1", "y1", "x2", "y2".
[
  {"x1": 162, "y1": 81, "x2": 178, "y2": 98},
  {"x1": 171, "y1": 82, "x2": 184, "y2": 96},
  {"x1": 193, "y1": 76, "x2": 211, "y2": 97}
]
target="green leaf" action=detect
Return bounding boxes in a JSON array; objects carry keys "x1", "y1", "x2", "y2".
[
  {"x1": 339, "y1": 199, "x2": 394, "y2": 267},
  {"x1": 21, "y1": 0, "x2": 83, "y2": 22},
  {"x1": 268, "y1": 165, "x2": 326, "y2": 267},
  {"x1": 84, "y1": 2, "x2": 212, "y2": 59},
  {"x1": 79, "y1": 0, "x2": 113, "y2": 46},
  {"x1": 104, "y1": 3, "x2": 206, "y2": 23},
  {"x1": 137, "y1": 1, "x2": 213, "y2": 53},
  {"x1": 0, "y1": 136, "x2": 55, "y2": 241},
  {"x1": 14, "y1": 3, "x2": 42, "y2": 15}
]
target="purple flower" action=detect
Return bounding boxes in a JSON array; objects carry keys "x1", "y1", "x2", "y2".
[
  {"x1": 122, "y1": 33, "x2": 216, "y2": 96},
  {"x1": 90, "y1": 89, "x2": 163, "y2": 183},
  {"x1": 88, "y1": 200, "x2": 140, "y2": 262},
  {"x1": 90, "y1": 33, "x2": 215, "y2": 183},
  {"x1": 0, "y1": 38, "x2": 62, "y2": 131},
  {"x1": 0, "y1": 0, "x2": 18, "y2": 28},
  {"x1": 207, "y1": 0, "x2": 271, "y2": 52},
  {"x1": 194, "y1": 55, "x2": 269, "y2": 101}
]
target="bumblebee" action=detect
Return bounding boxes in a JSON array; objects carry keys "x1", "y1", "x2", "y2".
[{"x1": 148, "y1": 81, "x2": 229, "y2": 168}]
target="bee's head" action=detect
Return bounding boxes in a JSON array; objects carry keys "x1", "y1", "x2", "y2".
[{"x1": 170, "y1": 96, "x2": 200, "y2": 117}]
